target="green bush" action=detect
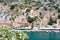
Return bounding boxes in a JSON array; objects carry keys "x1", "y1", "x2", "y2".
[
  {"x1": 27, "y1": 16, "x2": 36, "y2": 23},
  {"x1": 57, "y1": 8, "x2": 60, "y2": 13},
  {"x1": 34, "y1": 1, "x2": 41, "y2": 8},
  {"x1": 48, "y1": 0, "x2": 53, "y2": 2},
  {"x1": 19, "y1": 4, "x2": 25, "y2": 9},
  {"x1": 48, "y1": 17, "x2": 57, "y2": 25},
  {"x1": 10, "y1": 4, "x2": 17, "y2": 11},
  {"x1": 58, "y1": 14, "x2": 60, "y2": 19},
  {"x1": 44, "y1": 0, "x2": 47, "y2": 2},
  {"x1": 54, "y1": 6, "x2": 58, "y2": 10},
  {"x1": 43, "y1": 6, "x2": 47, "y2": 11},
  {"x1": 45, "y1": 0, "x2": 55, "y2": 4},
  {"x1": 10, "y1": 16, "x2": 15, "y2": 21},
  {"x1": 25, "y1": 0, "x2": 33, "y2": 4},
  {"x1": 25, "y1": 8, "x2": 30, "y2": 13},
  {"x1": 15, "y1": 9, "x2": 19, "y2": 12},
  {"x1": 0, "y1": 25, "x2": 28, "y2": 40},
  {"x1": 44, "y1": 0, "x2": 53, "y2": 2}
]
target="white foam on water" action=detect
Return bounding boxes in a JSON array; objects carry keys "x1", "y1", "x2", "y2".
[{"x1": 54, "y1": 31, "x2": 59, "y2": 33}]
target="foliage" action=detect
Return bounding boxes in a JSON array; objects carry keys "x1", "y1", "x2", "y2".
[
  {"x1": 57, "y1": 8, "x2": 60, "y2": 13},
  {"x1": 45, "y1": 0, "x2": 55, "y2": 4},
  {"x1": 25, "y1": 0, "x2": 33, "y2": 4},
  {"x1": 58, "y1": 14, "x2": 60, "y2": 19},
  {"x1": 10, "y1": 16, "x2": 16, "y2": 21},
  {"x1": 36, "y1": 1, "x2": 41, "y2": 7},
  {"x1": 48, "y1": 17, "x2": 57, "y2": 25},
  {"x1": 54, "y1": 6, "x2": 58, "y2": 10},
  {"x1": 48, "y1": 0, "x2": 53, "y2": 2},
  {"x1": 34, "y1": 1, "x2": 41, "y2": 8},
  {"x1": 4, "y1": 3, "x2": 7, "y2": 5},
  {"x1": 37, "y1": 12, "x2": 42, "y2": 20},
  {"x1": 0, "y1": 25, "x2": 28, "y2": 40},
  {"x1": 25, "y1": 8, "x2": 30, "y2": 13},
  {"x1": 15, "y1": 9, "x2": 19, "y2": 13},
  {"x1": 43, "y1": 6, "x2": 47, "y2": 11},
  {"x1": 19, "y1": 4, "x2": 25, "y2": 9},
  {"x1": 45, "y1": 0, "x2": 54, "y2": 2},
  {"x1": 15, "y1": 30, "x2": 28, "y2": 40},
  {"x1": 10, "y1": 4, "x2": 17, "y2": 11},
  {"x1": 27, "y1": 16, "x2": 36, "y2": 23},
  {"x1": 44, "y1": 0, "x2": 47, "y2": 2},
  {"x1": 0, "y1": 25, "x2": 14, "y2": 40}
]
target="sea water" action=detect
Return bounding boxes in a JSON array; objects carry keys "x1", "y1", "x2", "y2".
[{"x1": 25, "y1": 31, "x2": 60, "y2": 40}]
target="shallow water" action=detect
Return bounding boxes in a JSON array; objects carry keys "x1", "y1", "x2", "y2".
[{"x1": 25, "y1": 31, "x2": 60, "y2": 40}]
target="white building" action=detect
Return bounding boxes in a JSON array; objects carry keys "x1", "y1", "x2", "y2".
[{"x1": 57, "y1": 19, "x2": 60, "y2": 28}]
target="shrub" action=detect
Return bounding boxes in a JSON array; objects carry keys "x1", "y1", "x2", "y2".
[
  {"x1": 44, "y1": 0, "x2": 47, "y2": 2},
  {"x1": 25, "y1": 0, "x2": 33, "y2": 4},
  {"x1": 19, "y1": 4, "x2": 25, "y2": 9},
  {"x1": 27, "y1": 16, "x2": 36, "y2": 23},
  {"x1": 10, "y1": 4, "x2": 17, "y2": 11},
  {"x1": 48, "y1": 17, "x2": 57, "y2": 25},
  {"x1": 57, "y1": 8, "x2": 60, "y2": 13},
  {"x1": 25, "y1": 8, "x2": 30, "y2": 13},
  {"x1": 58, "y1": 14, "x2": 60, "y2": 19},
  {"x1": 48, "y1": 0, "x2": 53, "y2": 2},
  {"x1": 43, "y1": 6, "x2": 47, "y2": 11}
]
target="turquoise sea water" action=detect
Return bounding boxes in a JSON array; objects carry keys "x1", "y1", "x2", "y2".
[{"x1": 25, "y1": 31, "x2": 60, "y2": 40}]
